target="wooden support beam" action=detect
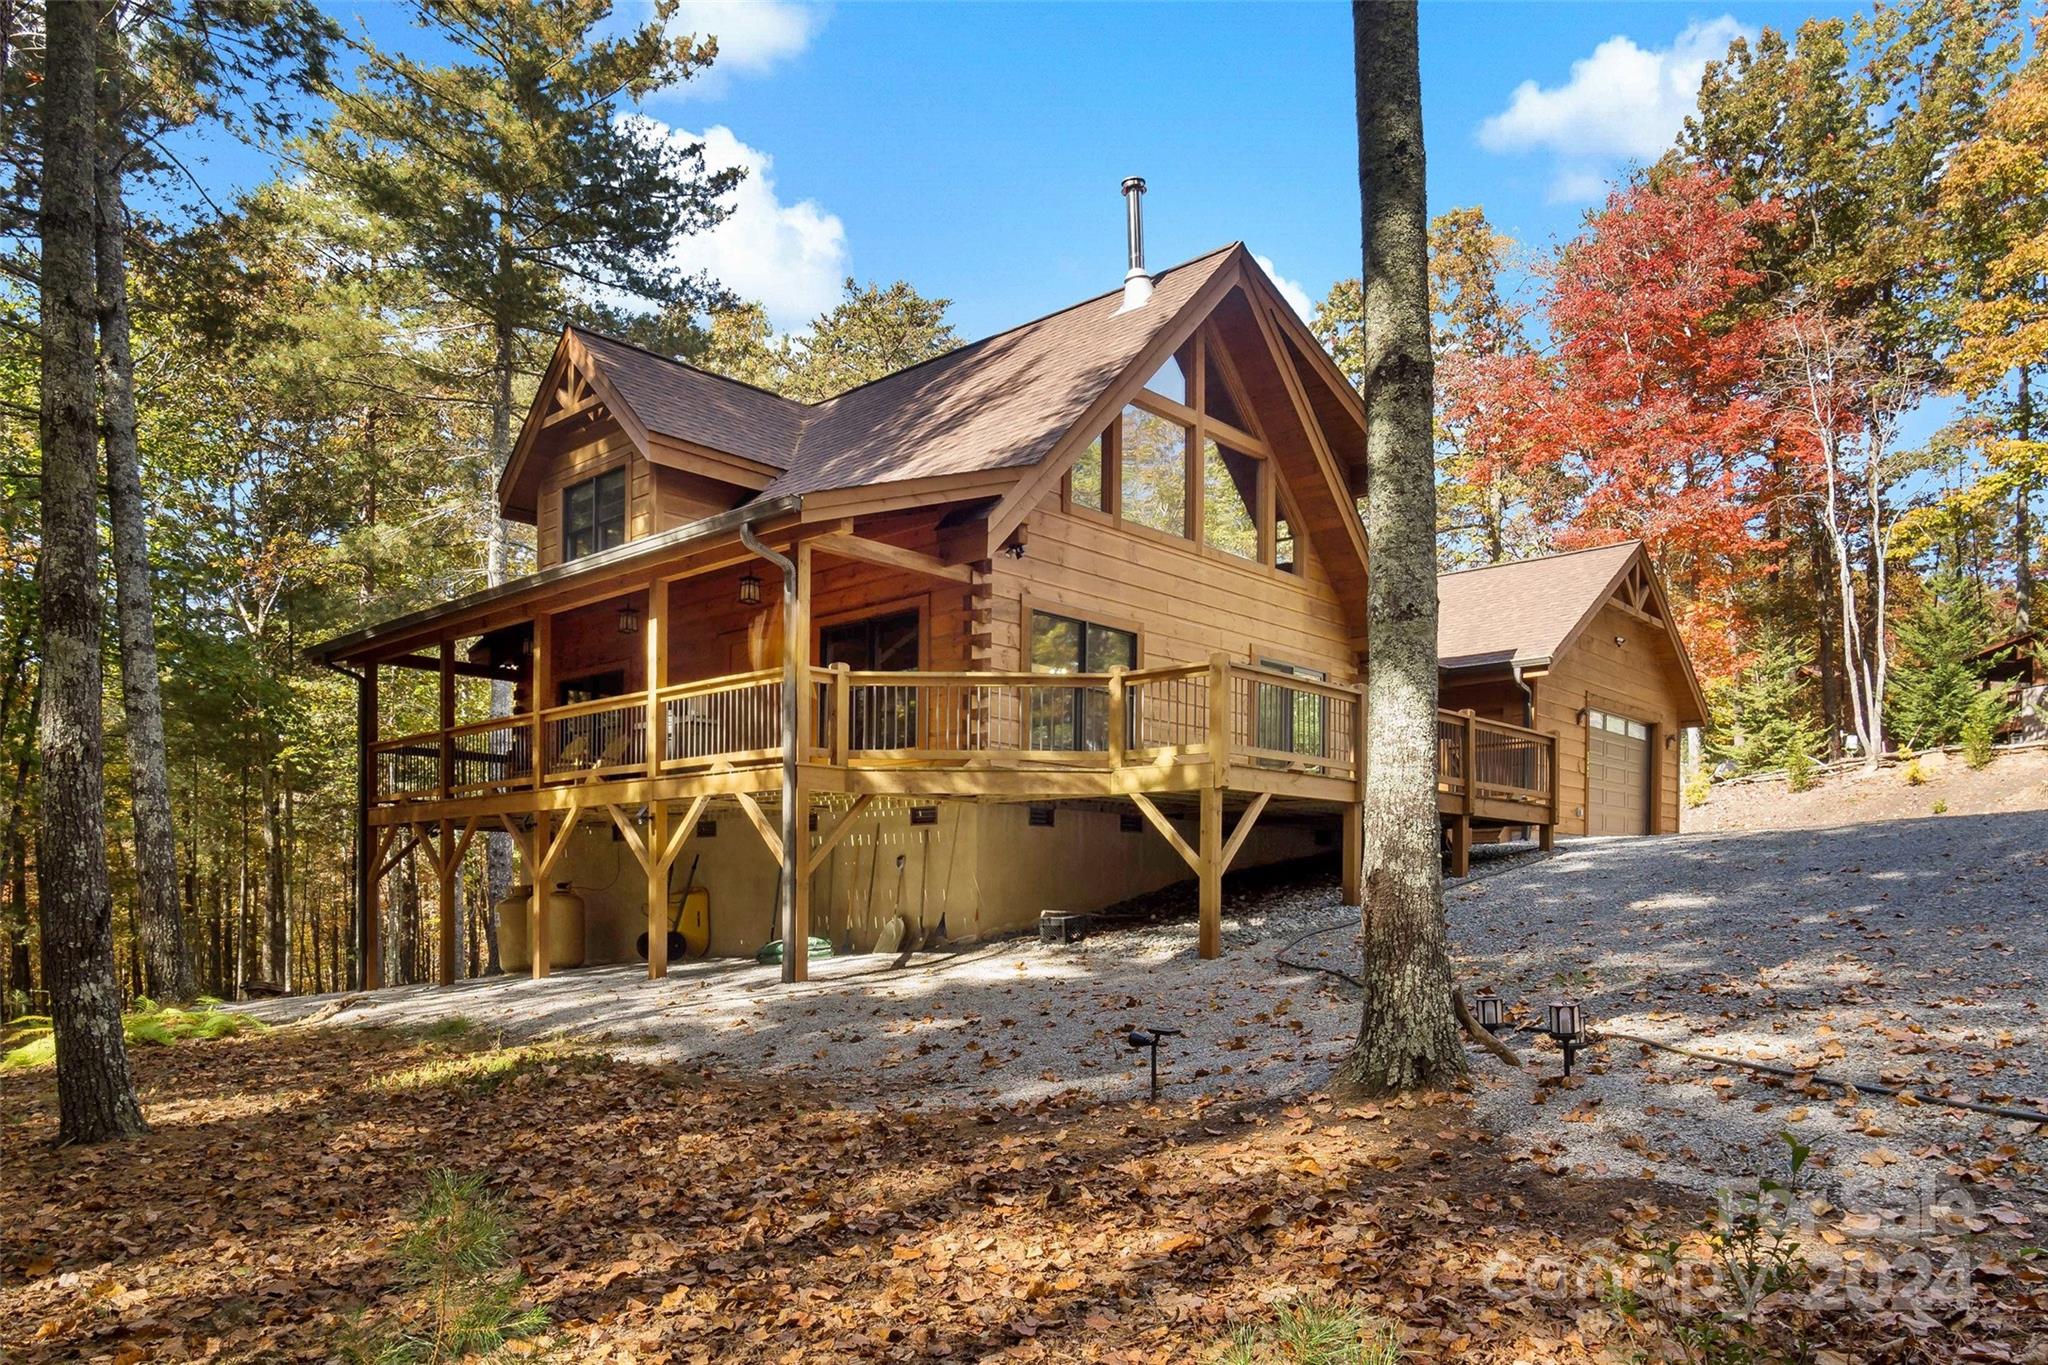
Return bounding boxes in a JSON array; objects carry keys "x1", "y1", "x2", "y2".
[
  {"x1": 790, "y1": 778, "x2": 813, "y2": 981},
  {"x1": 435, "y1": 818, "x2": 457, "y2": 986},
  {"x1": 803, "y1": 794, "x2": 874, "y2": 877},
  {"x1": 1219, "y1": 792, "x2": 1270, "y2": 873},
  {"x1": 604, "y1": 801, "x2": 651, "y2": 872},
  {"x1": 645, "y1": 580, "x2": 667, "y2": 779},
  {"x1": 811, "y1": 531, "x2": 974, "y2": 584},
  {"x1": 658, "y1": 795, "x2": 710, "y2": 876},
  {"x1": 438, "y1": 641, "x2": 455, "y2": 799},
  {"x1": 531, "y1": 612, "x2": 553, "y2": 789},
  {"x1": 734, "y1": 789, "x2": 783, "y2": 864},
  {"x1": 1341, "y1": 803, "x2": 1362, "y2": 907},
  {"x1": 645, "y1": 801, "x2": 670, "y2": 979},
  {"x1": 1448, "y1": 814, "x2": 1472, "y2": 880},
  {"x1": 526, "y1": 798, "x2": 585, "y2": 980},
  {"x1": 1198, "y1": 785, "x2": 1223, "y2": 960},
  {"x1": 1127, "y1": 793, "x2": 1200, "y2": 872},
  {"x1": 376, "y1": 829, "x2": 423, "y2": 881},
  {"x1": 384, "y1": 651, "x2": 519, "y2": 681}
]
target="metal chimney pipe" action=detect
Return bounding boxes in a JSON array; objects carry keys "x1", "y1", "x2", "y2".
[{"x1": 1116, "y1": 176, "x2": 1153, "y2": 313}]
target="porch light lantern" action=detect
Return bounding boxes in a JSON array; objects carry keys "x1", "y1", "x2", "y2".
[
  {"x1": 1543, "y1": 999, "x2": 1587, "y2": 1077},
  {"x1": 1475, "y1": 990, "x2": 1506, "y2": 1035},
  {"x1": 738, "y1": 571, "x2": 762, "y2": 607},
  {"x1": 617, "y1": 602, "x2": 640, "y2": 635}
]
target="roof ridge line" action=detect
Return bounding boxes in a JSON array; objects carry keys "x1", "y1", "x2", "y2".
[
  {"x1": 567, "y1": 323, "x2": 812, "y2": 411},
  {"x1": 807, "y1": 242, "x2": 1247, "y2": 410},
  {"x1": 1437, "y1": 539, "x2": 1642, "y2": 578}
]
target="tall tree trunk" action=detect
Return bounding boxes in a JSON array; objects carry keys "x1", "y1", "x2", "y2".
[
  {"x1": 2017, "y1": 366, "x2": 2034, "y2": 630},
  {"x1": 95, "y1": 110, "x2": 195, "y2": 1003},
  {"x1": 485, "y1": 320, "x2": 517, "y2": 963},
  {"x1": 36, "y1": 0, "x2": 146, "y2": 1142},
  {"x1": 1334, "y1": 0, "x2": 1467, "y2": 1097},
  {"x1": 259, "y1": 755, "x2": 288, "y2": 985}
]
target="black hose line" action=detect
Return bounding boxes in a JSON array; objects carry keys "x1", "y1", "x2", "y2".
[{"x1": 1274, "y1": 912, "x2": 2048, "y2": 1128}]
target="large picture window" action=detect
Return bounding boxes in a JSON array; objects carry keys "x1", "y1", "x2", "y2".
[
  {"x1": 1028, "y1": 609, "x2": 1136, "y2": 751},
  {"x1": 1119, "y1": 404, "x2": 1189, "y2": 538},
  {"x1": 1063, "y1": 326, "x2": 1303, "y2": 574},
  {"x1": 562, "y1": 467, "x2": 626, "y2": 561}
]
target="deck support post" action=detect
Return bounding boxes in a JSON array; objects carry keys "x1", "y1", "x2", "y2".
[
  {"x1": 526, "y1": 818, "x2": 549, "y2": 980},
  {"x1": 1448, "y1": 814, "x2": 1471, "y2": 879},
  {"x1": 1541, "y1": 731, "x2": 1559, "y2": 851},
  {"x1": 1341, "y1": 803, "x2": 1362, "y2": 907},
  {"x1": 645, "y1": 582, "x2": 667, "y2": 779},
  {"x1": 435, "y1": 817, "x2": 457, "y2": 986},
  {"x1": 356, "y1": 664, "x2": 380, "y2": 992},
  {"x1": 791, "y1": 779, "x2": 813, "y2": 981},
  {"x1": 1198, "y1": 785, "x2": 1223, "y2": 960},
  {"x1": 645, "y1": 801, "x2": 670, "y2": 978},
  {"x1": 531, "y1": 612, "x2": 552, "y2": 788}
]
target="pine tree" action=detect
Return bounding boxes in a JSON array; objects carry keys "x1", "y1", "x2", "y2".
[
  {"x1": 1887, "y1": 573, "x2": 2010, "y2": 748},
  {"x1": 303, "y1": 0, "x2": 740, "y2": 970},
  {"x1": 1708, "y1": 632, "x2": 1824, "y2": 776},
  {"x1": 38, "y1": 0, "x2": 147, "y2": 1143}
]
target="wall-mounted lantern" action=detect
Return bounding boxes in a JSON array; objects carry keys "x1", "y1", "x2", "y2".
[
  {"x1": 617, "y1": 603, "x2": 641, "y2": 635},
  {"x1": 738, "y1": 571, "x2": 762, "y2": 607}
]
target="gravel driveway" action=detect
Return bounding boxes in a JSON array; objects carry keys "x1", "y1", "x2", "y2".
[{"x1": 1294, "y1": 811, "x2": 2048, "y2": 1221}]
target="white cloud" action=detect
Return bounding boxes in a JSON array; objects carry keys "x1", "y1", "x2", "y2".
[
  {"x1": 1253, "y1": 255, "x2": 1316, "y2": 321},
  {"x1": 664, "y1": 1, "x2": 824, "y2": 90},
  {"x1": 1478, "y1": 16, "x2": 1749, "y2": 199},
  {"x1": 1546, "y1": 167, "x2": 1615, "y2": 205},
  {"x1": 631, "y1": 119, "x2": 848, "y2": 329}
]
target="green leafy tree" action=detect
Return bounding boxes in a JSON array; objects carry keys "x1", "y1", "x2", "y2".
[
  {"x1": 1887, "y1": 573, "x2": 2011, "y2": 748},
  {"x1": 775, "y1": 278, "x2": 960, "y2": 402},
  {"x1": 1939, "y1": 32, "x2": 2048, "y2": 627}
]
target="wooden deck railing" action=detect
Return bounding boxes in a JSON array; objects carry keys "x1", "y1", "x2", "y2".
[
  {"x1": 369, "y1": 660, "x2": 1554, "y2": 825},
  {"x1": 1436, "y1": 710, "x2": 1554, "y2": 812}
]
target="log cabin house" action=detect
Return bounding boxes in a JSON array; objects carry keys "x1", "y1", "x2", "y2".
[
  {"x1": 1437, "y1": 541, "x2": 1707, "y2": 858},
  {"x1": 310, "y1": 183, "x2": 1562, "y2": 989}
]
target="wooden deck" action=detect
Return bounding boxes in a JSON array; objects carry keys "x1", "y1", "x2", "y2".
[
  {"x1": 1436, "y1": 710, "x2": 1560, "y2": 875},
  {"x1": 360, "y1": 659, "x2": 1556, "y2": 986}
]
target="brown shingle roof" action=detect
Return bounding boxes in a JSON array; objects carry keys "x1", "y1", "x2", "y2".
[
  {"x1": 1437, "y1": 542, "x2": 1641, "y2": 671},
  {"x1": 571, "y1": 329, "x2": 807, "y2": 470},
  {"x1": 570, "y1": 245, "x2": 1243, "y2": 500}
]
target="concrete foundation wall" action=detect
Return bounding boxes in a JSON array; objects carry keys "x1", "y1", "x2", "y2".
[{"x1": 529, "y1": 798, "x2": 1330, "y2": 966}]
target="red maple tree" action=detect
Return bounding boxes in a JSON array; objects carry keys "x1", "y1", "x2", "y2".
[{"x1": 1478, "y1": 170, "x2": 1791, "y2": 676}]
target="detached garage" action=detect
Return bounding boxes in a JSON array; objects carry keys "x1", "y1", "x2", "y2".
[{"x1": 1438, "y1": 542, "x2": 1707, "y2": 838}]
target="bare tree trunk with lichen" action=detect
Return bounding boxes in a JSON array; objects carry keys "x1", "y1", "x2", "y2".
[
  {"x1": 38, "y1": 0, "x2": 147, "y2": 1142},
  {"x1": 1334, "y1": 0, "x2": 1468, "y2": 1098}
]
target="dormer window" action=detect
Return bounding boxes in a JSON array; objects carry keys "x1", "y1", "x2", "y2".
[{"x1": 563, "y1": 467, "x2": 626, "y2": 561}]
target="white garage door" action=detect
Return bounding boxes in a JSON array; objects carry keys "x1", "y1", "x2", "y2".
[{"x1": 1586, "y1": 709, "x2": 1650, "y2": 836}]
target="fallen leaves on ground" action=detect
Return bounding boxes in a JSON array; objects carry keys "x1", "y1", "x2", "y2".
[{"x1": 1, "y1": 1027, "x2": 2040, "y2": 1362}]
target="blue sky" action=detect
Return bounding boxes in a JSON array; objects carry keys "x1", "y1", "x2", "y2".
[
  {"x1": 525, "y1": 0, "x2": 1860, "y2": 338},
  {"x1": 191, "y1": 0, "x2": 1877, "y2": 341}
]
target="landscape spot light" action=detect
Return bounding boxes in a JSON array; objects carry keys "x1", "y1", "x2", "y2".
[
  {"x1": 1125, "y1": 1025, "x2": 1184, "y2": 1100},
  {"x1": 1543, "y1": 999, "x2": 1587, "y2": 1077}
]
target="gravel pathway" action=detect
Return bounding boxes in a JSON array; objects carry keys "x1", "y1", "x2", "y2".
[{"x1": 241, "y1": 872, "x2": 1366, "y2": 1111}]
